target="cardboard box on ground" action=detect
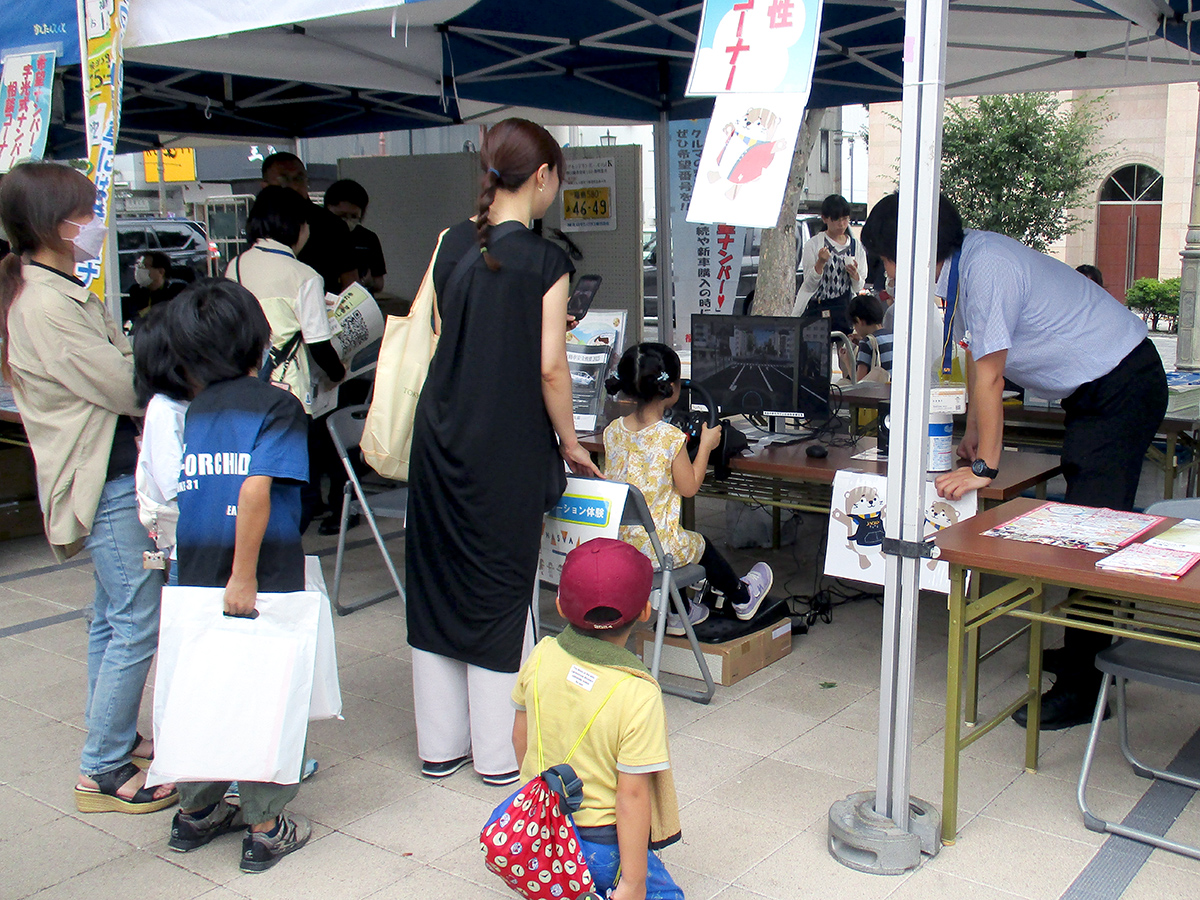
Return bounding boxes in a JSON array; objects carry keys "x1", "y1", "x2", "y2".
[{"x1": 634, "y1": 617, "x2": 792, "y2": 686}]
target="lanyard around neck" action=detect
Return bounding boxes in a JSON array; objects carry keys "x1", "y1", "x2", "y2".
[{"x1": 941, "y1": 249, "x2": 962, "y2": 378}]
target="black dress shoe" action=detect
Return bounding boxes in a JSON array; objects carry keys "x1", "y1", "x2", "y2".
[
  {"x1": 317, "y1": 512, "x2": 360, "y2": 536},
  {"x1": 1012, "y1": 686, "x2": 1110, "y2": 731}
]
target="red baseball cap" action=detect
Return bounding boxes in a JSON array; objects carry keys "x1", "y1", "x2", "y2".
[{"x1": 558, "y1": 538, "x2": 653, "y2": 631}]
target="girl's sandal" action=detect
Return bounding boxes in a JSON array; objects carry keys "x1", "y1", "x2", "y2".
[{"x1": 75, "y1": 761, "x2": 178, "y2": 814}]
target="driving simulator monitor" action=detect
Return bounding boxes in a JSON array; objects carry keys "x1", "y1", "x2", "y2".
[{"x1": 690, "y1": 314, "x2": 831, "y2": 420}]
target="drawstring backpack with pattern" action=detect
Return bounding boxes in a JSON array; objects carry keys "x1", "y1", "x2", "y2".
[{"x1": 481, "y1": 651, "x2": 631, "y2": 900}]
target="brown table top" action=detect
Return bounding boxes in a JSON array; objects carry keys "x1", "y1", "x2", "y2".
[
  {"x1": 839, "y1": 383, "x2": 1198, "y2": 433},
  {"x1": 580, "y1": 429, "x2": 1061, "y2": 503},
  {"x1": 933, "y1": 497, "x2": 1200, "y2": 605}
]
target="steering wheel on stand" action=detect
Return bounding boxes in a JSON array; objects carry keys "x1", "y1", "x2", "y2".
[{"x1": 666, "y1": 379, "x2": 720, "y2": 460}]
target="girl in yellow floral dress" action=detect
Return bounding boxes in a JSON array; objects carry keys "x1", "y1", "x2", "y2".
[{"x1": 603, "y1": 343, "x2": 772, "y2": 634}]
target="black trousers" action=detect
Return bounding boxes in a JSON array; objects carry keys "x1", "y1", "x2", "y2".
[
  {"x1": 697, "y1": 537, "x2": 749, "y2": 606},
  {"x1": 1056, "y1": 338, "x2": 1167, "y2": 693}
]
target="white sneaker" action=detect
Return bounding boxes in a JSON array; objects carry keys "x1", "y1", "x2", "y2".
[
  {"x1": 733, "y1": 563, "x2": 773, "y2": 621},
  {"x1": 666, "y1": 601, "x2": 709, "y2": 636}
]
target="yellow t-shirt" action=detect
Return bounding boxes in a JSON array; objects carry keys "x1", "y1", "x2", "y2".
[
  {"x1": 512, "y1": 637, "x2": 671, "y2": 829},
  {"x1": 603, "y1": 417, "x2": 706, "y2": 567}
]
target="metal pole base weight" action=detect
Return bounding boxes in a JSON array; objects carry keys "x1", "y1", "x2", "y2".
[{"x1": 828, "y1": 791, "x2": 941, "y2": 875}]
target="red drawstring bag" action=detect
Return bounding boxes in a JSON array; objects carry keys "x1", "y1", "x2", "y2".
[
  {"x1": 481, "y1": 655, "x2": 632, "y2": 899},
  {"x1": 481, "y1": 765, "x2": 599, "y2": 900}
]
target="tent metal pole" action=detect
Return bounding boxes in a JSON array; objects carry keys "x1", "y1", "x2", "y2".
[
  {"x1": 654, "y1": 110, "x2": 674, "y2": 348},
  {"x1": 829, "y1": 0, "x2": 945, "y2": 873}
]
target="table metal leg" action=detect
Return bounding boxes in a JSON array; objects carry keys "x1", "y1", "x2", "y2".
[
  {"x1": 1024, "y1": 590, "x2": 1045, "y2": 773},
  {"x1": 1165, "y1": 433, "x2": 1178, "y2": 500},
  {"x1": 964, "y1": 627, "x2": 981, "y2": 726},
  {"x1": 942, "y1": 566, "x2": 967, "y2": 845}
]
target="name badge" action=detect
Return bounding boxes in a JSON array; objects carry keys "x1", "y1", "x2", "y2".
[{"x1": 566, "y1": 664, "x2": 597, "y2": 692}]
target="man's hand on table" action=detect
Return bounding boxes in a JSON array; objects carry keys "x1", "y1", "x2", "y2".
[{"x1": 935, "y1": 466, "x2": 990, "y2": 501}]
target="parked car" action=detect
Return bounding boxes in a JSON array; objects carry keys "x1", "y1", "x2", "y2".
[
  {"x1": 115, "y1": 217, "x2": 219, "y2": 297},
  {"x1": 643, "y1": 216, "x2": 822, "y2": 326}
]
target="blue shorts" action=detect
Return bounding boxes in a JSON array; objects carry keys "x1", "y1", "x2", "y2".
[{"x1": 579, "y1": 837, "x2": 683, "y2": 900}]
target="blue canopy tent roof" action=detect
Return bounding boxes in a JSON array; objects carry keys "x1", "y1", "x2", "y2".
[{"x1": 5, "y1": 1, "x2": 1200, "y2": 156}]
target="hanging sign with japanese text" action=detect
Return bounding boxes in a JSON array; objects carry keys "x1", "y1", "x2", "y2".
[
  {"x1": 686, "y1": 0, "x2": 824, "y2": 96},
  {"x1": 538, "y1": 479, "x2": 630, "y2": 586},
  {"x1": 0, "y1": 51, "x2": 56, "y2": 173},
  {"x1": 74, "y1": 0, "x2": 128, "y2": 291},
  {"x1": 668, "y1": 118, "x2": 745, "y2": 350}
]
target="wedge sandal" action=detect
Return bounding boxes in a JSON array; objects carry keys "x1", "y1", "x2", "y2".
[
  {"x1": 75, "y1": 761, "x2": 178, "y2": 814},
  {"x1": 130, "y1": 732, "x2": 153, "y2": 771}
]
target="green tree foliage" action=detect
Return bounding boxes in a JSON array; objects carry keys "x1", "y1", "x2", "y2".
[
  {"x1": 1126, "y1": 276, "x2": 1180, "y2": 332},
  {"x1": 939, "y1": 93, "x2": 1112, "y2": 252}
]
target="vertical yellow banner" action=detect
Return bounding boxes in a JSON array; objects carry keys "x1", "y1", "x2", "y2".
[{"x1": 74, "y1": 0, "x2": 128, "y2": 293}]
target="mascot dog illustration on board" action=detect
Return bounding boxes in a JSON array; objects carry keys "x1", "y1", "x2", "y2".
[
  {"x1": 832, "y1": 484, "x2": 886, "y2": 569},
  {"x1": 924, "y1": 499, "x2": 962, "y2": 571},
  {"x1": 708, "y1": 106, "x2": 785, "y2": 200}
]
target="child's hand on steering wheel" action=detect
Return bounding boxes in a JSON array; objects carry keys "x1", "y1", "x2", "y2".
[{"x1": 698, "y1": 422, "x2": 722, "y2": 452}]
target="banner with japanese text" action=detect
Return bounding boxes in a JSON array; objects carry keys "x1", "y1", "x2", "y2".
[
  {"x1": 0, "y1": 52, "x2": 56, "y2": 173},
  {"x1": 74, "y1": 0, "x2": 128, "y2": 292},
  {"x1": 538, "y1": 479, "x2": 629, "y2": 586},
  {"x1": 686, "y1": 0, "x2": 823, "y2": 96},
  {"x1": 667, "y1": 119, "x2": 744, "y2": 350}
]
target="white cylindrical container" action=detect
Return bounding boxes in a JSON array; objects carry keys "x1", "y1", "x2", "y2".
[{"x1": 927, "y1": 412, "x2": 953, "y2": 472}]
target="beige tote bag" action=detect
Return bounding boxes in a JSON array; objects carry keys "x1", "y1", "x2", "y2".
[{"x1": 360, "y1": 229, "x2": 448, "y2": 480}]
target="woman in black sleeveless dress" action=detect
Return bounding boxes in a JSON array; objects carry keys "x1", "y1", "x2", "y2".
[{"x1": 405, "y1": 120, "x2": 601, "y2": 784}]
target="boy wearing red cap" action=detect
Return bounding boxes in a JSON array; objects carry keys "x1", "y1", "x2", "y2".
[{"x1": 511, "y1": 538, "x2": 683, "y2": 900}]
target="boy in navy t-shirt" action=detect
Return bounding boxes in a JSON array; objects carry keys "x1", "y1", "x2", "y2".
[{"x1": 165, "y1": 279, "x2": 313, "y2": 873}]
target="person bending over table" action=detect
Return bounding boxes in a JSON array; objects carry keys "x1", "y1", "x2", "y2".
[{"x1": 859, "y1": 192, "x2": 1168, "y2": 731}]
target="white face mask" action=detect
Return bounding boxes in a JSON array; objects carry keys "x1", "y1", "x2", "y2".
[
  {"x1": 63, "y1": 217, "x2": 107, "y2": 262},
  {"x1": 133, "y1": 265, "x2": 153, "y2": 288}
]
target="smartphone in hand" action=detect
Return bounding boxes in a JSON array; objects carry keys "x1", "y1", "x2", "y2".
[{"x1": 567, "y1": 274, "x2": 602, "y2": 321}]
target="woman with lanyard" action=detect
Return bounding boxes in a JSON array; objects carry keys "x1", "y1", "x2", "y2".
[
  {"x1": 228, "y1": 186, "x2": 345, "y2": 529},
  {"x1": 793, "y1": 193, "x2": 867, "y2": 335},
  {"x1": 860, "y1": 192, "x2": 1167, "y2": 731},
  {"x1": 0, "y1": 162, "x2": 178, "y2": 813}
]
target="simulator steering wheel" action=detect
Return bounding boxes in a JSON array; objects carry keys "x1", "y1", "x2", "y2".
[{"x1": 667, "y1": 379, "x2": 720, "y2": 460}]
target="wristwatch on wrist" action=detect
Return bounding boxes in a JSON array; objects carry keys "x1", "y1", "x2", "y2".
[{"x1": 970, "y1": 458, "x2": 999, "y2": 479}]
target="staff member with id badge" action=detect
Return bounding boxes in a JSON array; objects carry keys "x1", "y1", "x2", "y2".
[{"x1": 859, "y1": 191, "x2": 1168, "y2": 732}]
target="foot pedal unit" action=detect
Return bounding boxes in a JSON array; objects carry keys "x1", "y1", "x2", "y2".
[{"x1": 828, "y1": 791, "x2": 940, "y2": 874}]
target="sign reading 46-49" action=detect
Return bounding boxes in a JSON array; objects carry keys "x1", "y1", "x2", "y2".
[{"x1": 561, "y1": 157, "x2": 616, "y2": 232}]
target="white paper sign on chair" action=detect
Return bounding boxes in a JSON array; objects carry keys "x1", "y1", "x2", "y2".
[
  {"x1": 538, "y1": 478, "x2": 630, "y2": 586},
  {"x1": 824, "y1": 470, "x2": 976, "y2": 594}
]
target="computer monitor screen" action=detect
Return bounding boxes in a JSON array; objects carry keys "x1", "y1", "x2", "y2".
[{"x1": 690, "y1": 314, "x2": 831, "y2": 419}]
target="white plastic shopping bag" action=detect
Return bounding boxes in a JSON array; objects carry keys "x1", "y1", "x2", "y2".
[
  {"x1": 147, "y1": 585, "x2": 321, "y2": 787},
  {"x1": 305, "y1": 556, "x2": 343, "y2": 721}
]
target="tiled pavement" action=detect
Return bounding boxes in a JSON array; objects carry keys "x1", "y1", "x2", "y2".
[{"x1": 4, "y1": 467, "x2": 1200, "y2": 900}]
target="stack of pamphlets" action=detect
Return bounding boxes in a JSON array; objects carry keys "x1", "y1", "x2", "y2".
[
  {"x1": 1165, "y1": 372, "x2": 1200, "y2": 419},
  {"x1": 1097, "y1": 519, "x2": 1200, "y2": 580},
  {"x1": 982, "y1": 502, "x2": 1162, "y2": 553}
]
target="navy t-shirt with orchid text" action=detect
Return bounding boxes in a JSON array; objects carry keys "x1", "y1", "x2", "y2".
[{"x1": 176, "y1": 377, "x2": 308, "y2": 593}]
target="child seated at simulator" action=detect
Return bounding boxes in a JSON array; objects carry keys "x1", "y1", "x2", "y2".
[
  {"x1": 511, "y1": 537, "x2": 683, "y2": 900},
  {"x1": 603, "y1": 342, "x2": 772, "y2": 634}
]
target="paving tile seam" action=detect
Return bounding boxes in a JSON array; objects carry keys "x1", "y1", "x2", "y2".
[
  {"x1": 0, "y1": 609, "x2": 86, "y2": 639},
  {"x1": 0, "y1": 557, "x2": 91, "y2": 586}
]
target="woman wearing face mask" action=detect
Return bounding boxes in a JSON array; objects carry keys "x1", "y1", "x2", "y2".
[
  {"x1": 323, "y1": 179, "x2": 386, "y2": 295},
  {"x1": 0, "y1": 162, "x2": 178, "y2": 814}
]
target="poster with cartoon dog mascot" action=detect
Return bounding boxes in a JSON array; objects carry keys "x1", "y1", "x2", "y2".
[
  {"x1": 687, "y1": 92, "x2": 805, "y2": 228},
  {"x1": 824, "y1": 471, "x2": 975, "y2": 594}
]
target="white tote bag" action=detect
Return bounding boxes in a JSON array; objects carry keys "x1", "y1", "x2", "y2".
[
  {"x1": 306, "y1": 556, "x2": 342, "y2": 721},
  {"x1": 147, "y1": 586, "x2": 322, "y2": 787}
]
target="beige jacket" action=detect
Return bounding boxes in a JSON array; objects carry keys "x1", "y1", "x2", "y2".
[{"x1": 7, "y1": 264, "x2": 141, "y2": 559}]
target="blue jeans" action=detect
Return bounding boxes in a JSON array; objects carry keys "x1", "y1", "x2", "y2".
[
  {"x1": 579, "y1": 837, "x2": 683, "y2": 900},
  {"x1": 80, "y1": 476, "x2": 164, "y2": 777}
]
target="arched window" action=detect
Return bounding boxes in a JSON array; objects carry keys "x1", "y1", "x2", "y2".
[
  {"x1": 1095, "y1": 164, "x2": 1163, "y2": 299},
  {"x1": 1099, "y1": 164, "x2": 1162, "y2": 203}
]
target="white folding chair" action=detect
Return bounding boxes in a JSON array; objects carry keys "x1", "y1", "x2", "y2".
[
  {"x1": 325, "y1": 404, "x2": 407, "y2": 616},
  {"x1": 620, "y1": 483, "x2": 716, "y2": 705}
]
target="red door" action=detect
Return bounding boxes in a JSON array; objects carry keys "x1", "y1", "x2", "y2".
[{"x1": 1096, "y1": 202, "x2": 1161, "y2": 303}]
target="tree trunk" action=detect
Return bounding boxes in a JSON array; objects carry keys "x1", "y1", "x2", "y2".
[{"x1": 753, "y1": 107, "x2": 824, "y2": 317}]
